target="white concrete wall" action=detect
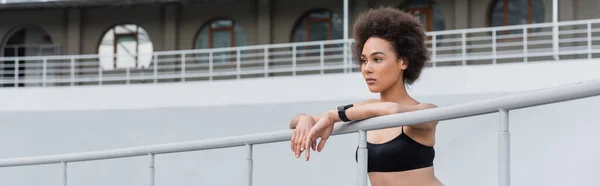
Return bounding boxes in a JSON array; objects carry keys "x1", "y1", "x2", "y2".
[{"x1": 0, "y1": 59, "x2": 599, "y2": 186}]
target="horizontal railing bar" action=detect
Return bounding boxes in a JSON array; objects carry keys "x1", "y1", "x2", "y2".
[{"x1": 0, "y1": 78, "x2": 598, "y2": 167}]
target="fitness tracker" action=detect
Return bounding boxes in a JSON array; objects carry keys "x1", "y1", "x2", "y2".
[{"x1": 337, "y1": 104, "x2": 354, "y2": 122}]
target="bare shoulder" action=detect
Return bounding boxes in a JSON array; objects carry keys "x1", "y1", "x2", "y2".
[
  {"x1": 409, "y1": 102, "x2": 439, "y2": 130},
  {"x1": 354, "y1": 99, "x2": 380, "y2": 106}
]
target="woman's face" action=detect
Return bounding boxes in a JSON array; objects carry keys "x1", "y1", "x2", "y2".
[{"x1": 359, "y1": 37, "x2": 407, "y2": 93}]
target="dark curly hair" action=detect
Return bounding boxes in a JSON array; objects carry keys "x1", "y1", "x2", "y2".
[{"x1": 352, "y1": 7, "x2": 429, "y2": 85}]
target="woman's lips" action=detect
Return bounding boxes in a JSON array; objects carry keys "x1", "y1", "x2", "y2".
[{"x1": 366, "y1": 78, "x2": 376, "y2": 84}]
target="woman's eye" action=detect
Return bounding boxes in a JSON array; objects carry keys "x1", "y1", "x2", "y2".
[{"x1": 375, "y1": 58, "x2": 381, "y2": 62}]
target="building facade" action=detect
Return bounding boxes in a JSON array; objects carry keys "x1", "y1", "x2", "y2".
[{"x1": 0, "y1": 0, "x2": 594, "y2": 57}]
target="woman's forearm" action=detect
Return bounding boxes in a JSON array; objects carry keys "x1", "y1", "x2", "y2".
[
  {"x1": 289, "y1": 114, "x2": 321, "y2": 129},
  {"x1": 326, "y1": 102, "x2": 437, "y2": 124}
]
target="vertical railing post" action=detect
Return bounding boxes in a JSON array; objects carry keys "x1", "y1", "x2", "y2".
[
  {"x1": 343, "y1": 0, "x2": 349, "y2": 72},
  {"x1": 461, "y1": 32, "x2": 467, "y2": 65},
  {"x1": 246, "y1": 144, "x2": 253, "y2": 186},
  {"x1": 320, "y1": 43, "x2": 324, "y2": 75},
  {"x1": 62, "y1": 161, "x2": 68, "y2": 186},
  {"x1": 126, "y1": 68, "x2": 131, "y2": 85},
  {"x1": 99, "y1": 58, "x2": 103, "y2": 85},
  {"x1": 493, "y1": 28, "x2": 497, "y2": 65},
  {"x1": 343, "y1": 41, "x2": 348, "y2": 73},
  {"x1": 499, "y1": 109, "x2": 510, "y2": 186},
  {"x1": 264, "y1": 46, "x2": 269, "y2": 78},
  {"x1": 181, "y1": 52, "x2": 186, "y2": 82},
  {"x1": 357, "y1": 130, "x2": 368, "y2": 186},
  {"x1": 523, "y1": 27, "x2": 528, "y2": 63},
  {"x1": 153, "y1": 54, "x2": 158, "y2": 83},
  {"x1": 552, "y1": 0, "x2": 559, "y2": 60},
  {"x1": 14, "y1": 57, "x2": 18, "y2": 87},
  {"x1": 588, "y1": 22, "x2": 592, "y2": 59},
  {"x1": 70, "y1": 57, "x2": 75, "y2": 86},
  {"x1": 209, "y1": 52, "x2": 213, "y2": 81},
  {"x1": 432, "y1": 34, "x2": 437, "y2": 68},
  {"x1": 42, "y1": 58, "x2": 47, "y2": 87},
  {"x1": 149, "y1": 154, "x2": 155, "y2": 186},
  {"x1": 237, "y1": 49, "x2": 241, "y2": 80},
  {"x1": 292, "y1": 45, "x2": 296, "y2": 76}
]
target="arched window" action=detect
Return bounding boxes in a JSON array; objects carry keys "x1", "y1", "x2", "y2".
[
  {"x1": 1, "y1": 26, "x2": 56, "y2": 87},
  {"x1": 399, "y1": 0, "x2": 446, "y2": 32},
  {"x1": 194, "y1": 18, "x2": 246, "y2": 49},
  {"x1": 291, "y1": 9, "x2": 343, "y2": 42},
  {"x1": 98, "y1": 24, "x2": 154, "y2": 70},
  {"x1": 488, "y1": 0, "x2": 544, "y2": 34}
]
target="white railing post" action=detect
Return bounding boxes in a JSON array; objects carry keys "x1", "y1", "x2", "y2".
[
  {"x1": 357, "y1": 130, "x2": 368, "y2": 186},
  {"x1": 588, "y1": 22, "x2": 592, "y2": 59},
  {"x1": 343, "y1": 0, "x2": 349, "y2": 73},
  {"x1": 498, "y1": 109, "x2": 510, "y2": 186},
  {"x1": 209, "y1": 52, "x2": 213, "y2": 81},
  {"x1": 493, "y1": 29, "x2": 497, "y2": 65},
  {"x1": 237, "y1": 49, "x2": 241, "y2": 80},
  {"x1": 153, "y1": 54, "x2": 158, "y2": 83},
  {"x1": 149, "y1": 154, "x2": 155, "y2": 186},
  {"x1": 246, "y1": 144, "x2": 253, "y2": 186},
  {"x1": 14, "y1": 57, "x2": 18, "y2": 87},
  {"x1": 42, "y1": 58, "x2": 47, "y2": 87},
  {"x1": 62, "y1": 161, "x2": 67, "y2": 186},
  {"x1": 181, "y1": 52, "x2": 186, "y2": 82},
  {"x1": 70, "y1": 57, "x2": 75, "y2": 86},
  {"x1": 462, "y1": 32, "x2": 467, "y2": 65},
  {"x1": 126, "y1": 68, "x2": 131, "y2": 85},
  {"x1": 99, "y1": 61, "x2": 103, "y2": 85},
  {"x1": 553, "y1": 0, "x2": 559, "y2": 60},
  {"x1": 432, "y1": 34, "x2": 437, "y2": 67},
  {"x1": 320, "y1": 43, "x2": 324, "y2": 75},
  {"x1": 264, "y1": 46, "x2": 269, "y2": 78},
  {"x1": 523, "y1": 27, "x2": 528, "y2": 63},
  {"x1": 292, "y1": 45, "x2": 296, "y2": 76},
  {"x1": 343, "y1": 41, "x2": 348, "y2": 73}
]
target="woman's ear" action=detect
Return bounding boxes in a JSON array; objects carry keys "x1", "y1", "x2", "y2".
[{"x1": 398, "y1": 57, "x2": 408, "y2": 70}]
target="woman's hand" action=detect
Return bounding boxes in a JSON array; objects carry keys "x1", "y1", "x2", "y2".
[
  {"x1": 302, "y1": 110, "x2": 337, "y2": 161},
  {"x1": 290, "y1": 115, "x2": 317, "y2": 158}
]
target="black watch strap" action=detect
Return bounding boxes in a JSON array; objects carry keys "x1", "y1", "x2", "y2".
[{"x1": 337, "y1": 104, "x2": 354, "y2": 122}]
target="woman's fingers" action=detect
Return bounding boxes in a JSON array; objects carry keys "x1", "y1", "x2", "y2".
[
  {"x1": 294, "y1": 131, "x2": 302, "y2": 158},
  {"x1": 295, "y1": 129, "x2": 309, "y2": 158},
  {"x1": 305, "y1": 133, "x2": 317, "y2": 161},
  {"x1": 290, "y1": 130, "x2": 296, "y2": 152},
  {"x1": 317, "y1": 137, "x2": 328, "y2": 152}
]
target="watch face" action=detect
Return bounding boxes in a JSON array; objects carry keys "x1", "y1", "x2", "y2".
[{"x1": 337, "y1": 106, "x2": 345, "y2": 111}]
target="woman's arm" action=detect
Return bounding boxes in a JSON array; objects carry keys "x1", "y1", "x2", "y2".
[
  {"x1": 325, "y1": 102, "x2": 439, "y2": 129},
  {"x1": 289, "y1": 114, "x2": 321, "y2": 129},
  {"x1": 288, "y1": 99, "x2": 380, "y2": 129},
  {"x1": 300, "y1": 102, "x2": 439, "y2": 160}
]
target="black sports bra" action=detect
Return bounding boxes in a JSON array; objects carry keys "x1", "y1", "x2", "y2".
[{"x1": 355, "y1": 126, "x2": 435, "y2": 172}]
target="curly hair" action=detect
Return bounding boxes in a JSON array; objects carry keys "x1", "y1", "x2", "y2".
[{"x1": 352, "y1": 7, "x2": 429, "y2": 85}]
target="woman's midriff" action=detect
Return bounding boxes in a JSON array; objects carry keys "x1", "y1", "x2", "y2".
[{"x1": 368, "y1": 167, "x2": 443, "y2": 186}]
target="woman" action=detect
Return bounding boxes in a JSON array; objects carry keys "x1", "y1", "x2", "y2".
[{"x1": 288, "y1": 7, "x2": 443, "y2": 186}]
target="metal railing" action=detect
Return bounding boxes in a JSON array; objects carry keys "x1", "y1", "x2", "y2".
[
  {"x1": 1, "y1": 18, "x2": 600, "y2": 88},
  {"x1": 1, "y1": 78, "x2": 600, "y2": 186}
]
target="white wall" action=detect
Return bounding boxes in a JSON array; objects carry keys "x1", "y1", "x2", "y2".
[{"x1": 0, "y1": 59, "x2": 599, "y2": 186}]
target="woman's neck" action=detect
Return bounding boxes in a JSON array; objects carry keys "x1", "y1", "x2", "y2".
[{"x1": 380, "y1": 81, "x2": 415, "y2": 104}]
